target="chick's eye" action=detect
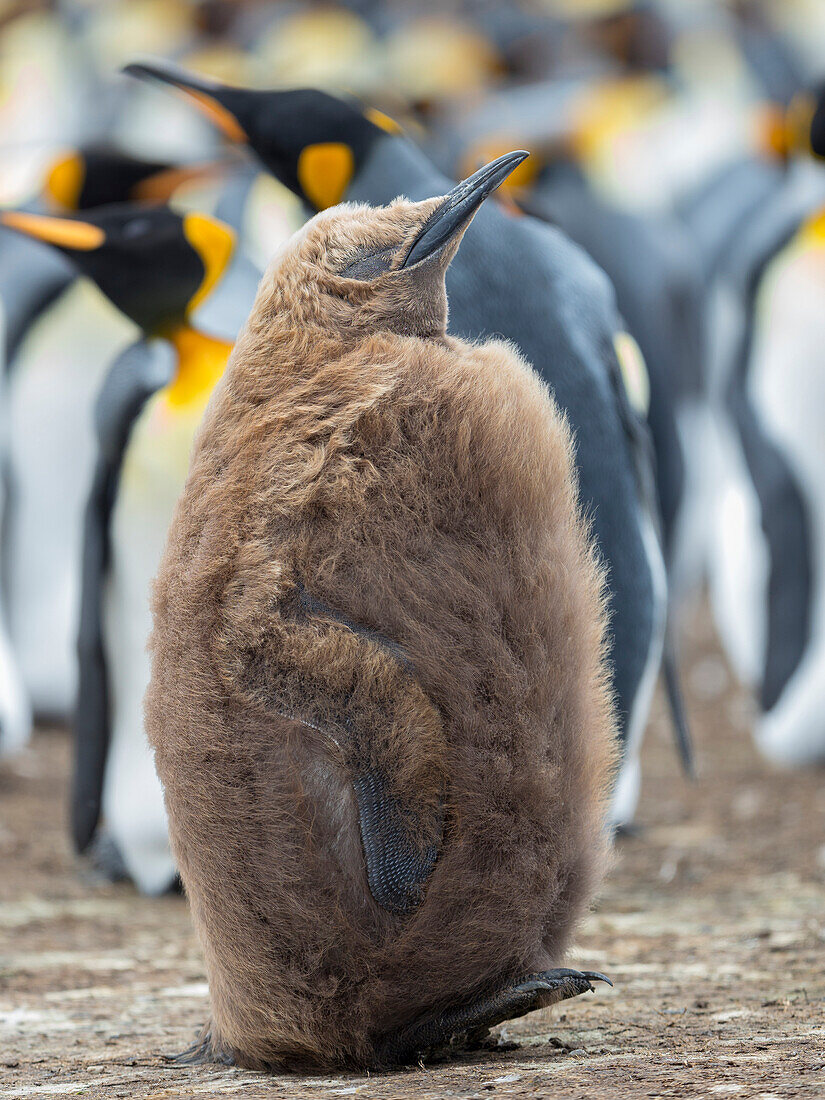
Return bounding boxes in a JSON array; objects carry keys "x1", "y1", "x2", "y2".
[{"x1": 339, "y1": 244, "x2": 397, "y2": 281}]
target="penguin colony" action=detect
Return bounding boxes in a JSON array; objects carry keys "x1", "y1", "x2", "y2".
[{"x1": 1, "y1": 0, "x2": 825, "y2": 1076}]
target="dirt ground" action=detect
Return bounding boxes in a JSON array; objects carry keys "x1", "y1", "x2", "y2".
[{"x1": 1, "y1": 601, "x2": 823, "y2": 1100}]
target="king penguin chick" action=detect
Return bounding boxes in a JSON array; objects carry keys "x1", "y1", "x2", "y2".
[
  {"x1": 0, "y1": 203, "x2": 237, "y2": 893},
  {"x1": 146, "y1": 155, "x2": 617, "y2": 1070},
  {"x1": 126, "y1": 60, "x2": 664, "y2": 829}
]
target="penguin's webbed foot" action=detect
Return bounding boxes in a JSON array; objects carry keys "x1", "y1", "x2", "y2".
[{"x1": 375, "y1": 967, "x2": 612, "y2": 1067}]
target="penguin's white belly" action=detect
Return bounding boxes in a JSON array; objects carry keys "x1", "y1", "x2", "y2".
[
  {"x1": 6, "y1": 281, "x2": 135, "y2": 715},
  {"x1": 670, "y1": 398, "x2": 716, "y2": 609},
  {"x1": 101, "y1": 392, "x2": 205, "y2": 894},
  {"x1": 749, "y1": 244, "x2": 825, "y2": 764},
  {"x1": 706, "y1": 405, "x2": 769, "y2": 688}
]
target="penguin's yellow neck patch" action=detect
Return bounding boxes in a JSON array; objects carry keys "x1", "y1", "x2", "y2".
[
  {"x1": 182, "y1": 212, "x2": 236, "y2": 314},
  {"x1": 297, "y1": 142, "x2": 354, "y2": 209},
  {"x1": 795, "y1": 207, "x2": 825, "y2": 250},
  {"x1": 45, "y1": 151, "x2": 85, "y2": 209},
  {"x1": 164, "y1": 324, "x2": 232, "y2": 409}
]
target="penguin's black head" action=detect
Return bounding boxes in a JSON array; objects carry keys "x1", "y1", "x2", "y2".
[
  {"x1": 124, "y1": 60, "x2": 398, "y2": 211},
  {"x1": 0, "y1": 205, "x2": 234, "y2": 335},
  {"x1": 45, "y1": 144, "x2": 225, "y2": 212},
  {"x1": 264, "y1": 150, "x2": 527, "y2": 340}
]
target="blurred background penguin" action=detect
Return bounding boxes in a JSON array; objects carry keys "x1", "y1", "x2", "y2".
[{"x1": 0, "y1": 0, "x2": 824, "y2": 893}]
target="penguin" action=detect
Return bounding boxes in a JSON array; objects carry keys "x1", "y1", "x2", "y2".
[
  {"x1": 701, "y1": 158, "x2": 825, "y2": 771},
  {"x1": 0, "y1": 144, "x2": 256, "y2": 721},
  {"x1": 1, "y1": 225, "x2": 137, "y2": 718},
  {"x1": 677, "y1": 82, "x2": 825, "y2": 284},
  {"x1": 0, "y1": 147, "x2": 183, "y2": 372},
  {"x1": 0, "y1": 203, "x2": 238, "y2": 893},
  {"x1": 125, "y1": 61, "x2": 667, "y2": 827},
  {"x1": 740, "y1": 203, "x2": 825, "y2": 767},
  {"x1": 42, "y1": 141, "x2": 269, "y2": 341},
  {"x1": 678, "y1": 81, "x2": 825, "y2": 767},
  {"x1": 42, "y1": 144, "x2": 225, "y2": 212},
  {"x1": 146, "y1": 154, "x2": 617, "y2": 1071}
]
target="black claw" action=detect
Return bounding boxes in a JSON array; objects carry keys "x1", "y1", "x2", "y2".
[{"x1": 582, "y1": 970, "x2": 613, "y2": 987}]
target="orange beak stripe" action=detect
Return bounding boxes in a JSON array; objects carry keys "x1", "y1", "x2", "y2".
[{"x1": 0, "y1": 210, "x2": 104, "y2": 251}]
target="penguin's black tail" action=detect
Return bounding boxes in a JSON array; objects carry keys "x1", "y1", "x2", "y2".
[{"x1": 663, "y1": 628, "x2": 695, "y2": 779}]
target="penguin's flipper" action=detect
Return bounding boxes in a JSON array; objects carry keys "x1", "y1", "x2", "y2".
[
  {"x1": 72, "y1": 339, "x2": 175, "y2": 855},
  {"x1": 353, "y1": 769, "x2": 439, "y2": 915},
  {"x1": 376, "y1": 969, "x2": 613, "y2": 1067},
  {"x1": 662, "y1": 630, "x2": 695, "y2": 779},
  {"x1": 262, "y1": 582, "x2": 446, "y2": 916}
]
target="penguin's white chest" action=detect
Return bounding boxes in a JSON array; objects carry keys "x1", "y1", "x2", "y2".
[
  {"x1": 101, "y1": 374, "x2": 222, "y2": 894},
  {"x1": 749, "y1": 235, "x2": 825, "y2": 763},
  {"x1": 5, "y1": 279, "x2": 135, "y2": 715}
]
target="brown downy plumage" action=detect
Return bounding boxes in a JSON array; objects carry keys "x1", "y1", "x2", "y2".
[{"x1": 146, "y1": 152, "x2": 618, "y2": 1072}]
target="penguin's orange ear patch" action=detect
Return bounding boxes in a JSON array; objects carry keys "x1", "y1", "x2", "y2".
[
  {"x1": 297, "y1": 142, "x2": 354, "y2": 209},
  {"x1": 45, "y1": 151, "x2": 85, "y2": 210},
  {"x1": 0, "y1": 210, "x2": 104, "y2": 251}
]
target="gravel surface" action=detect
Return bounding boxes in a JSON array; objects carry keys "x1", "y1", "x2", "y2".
[{"x1": 2, "y1": 602, "x2": 824, "y2": 1099}]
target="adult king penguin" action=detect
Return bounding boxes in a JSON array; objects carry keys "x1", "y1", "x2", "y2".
[
  {"x1": 2, "y1": 144, "x2": 256, "y2": 723},
  {"x1": 126, "y1": 60, "x2": 667, "y2": 827},
  {"x1": 2, "y1": 147, "x2": 191, "y2": 720},
  {"x1": 146, "y1": 154, "x2": 616, "y2": 1071},
  {"x1": 0, "y1": 203, "x2": 237, "y2": 893},
  {"x1": 700, "y1": 111, "x2": 825, "y2": 770}
]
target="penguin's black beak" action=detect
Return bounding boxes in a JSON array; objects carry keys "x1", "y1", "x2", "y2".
[
  {"x1": 401, "y1": 150, "x2": 530, "y2": 269},
  {"x1": 123, "y1": 59, "x2": 248, "y2": 144}
]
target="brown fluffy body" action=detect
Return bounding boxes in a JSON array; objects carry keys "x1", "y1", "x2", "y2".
[{"x1": 146, "y1": 199, "x2": 618, "y2": 1070}]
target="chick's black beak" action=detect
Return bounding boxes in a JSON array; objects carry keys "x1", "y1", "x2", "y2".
[
  {"x1": 401, "y1": 150, "x2": 529, "y2": 269},
  {"x1": 123, "y1": 59, "x2": 248, "y2": 144}
]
